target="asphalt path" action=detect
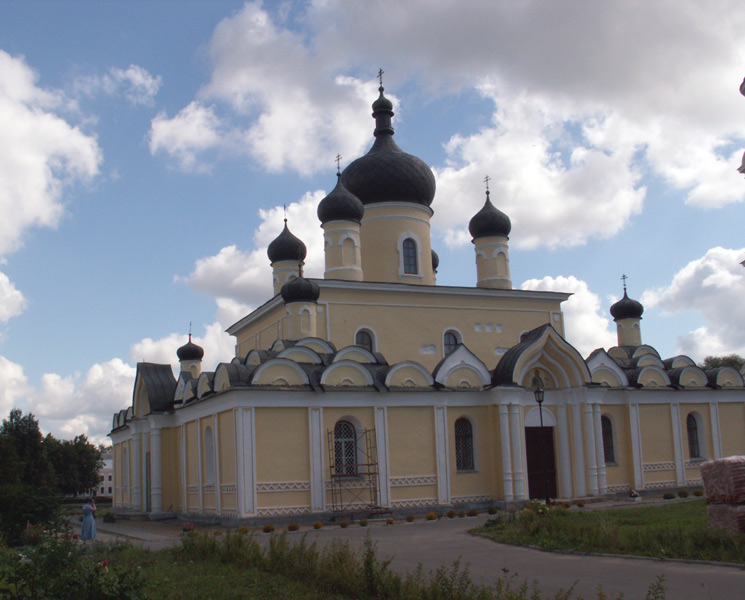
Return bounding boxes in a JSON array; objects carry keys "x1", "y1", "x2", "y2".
[{"x1": 93, "y1": 515, "x2": 745, "y2": 599}]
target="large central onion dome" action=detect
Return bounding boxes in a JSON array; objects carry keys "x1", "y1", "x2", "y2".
[
  {"x1": 468, "y1": 190, "x2": 511, "y2": 239},
  {"x1": 610, "y1": 288, "x2": 644, "y2": 321},
  {"x1": 341, "y1": 86, "x2": 436, "y2": 207}
]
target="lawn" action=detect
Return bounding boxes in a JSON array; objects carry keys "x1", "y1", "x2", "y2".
[{"x1": 473, "y1": 499, "x2": 745, "y2": 563}]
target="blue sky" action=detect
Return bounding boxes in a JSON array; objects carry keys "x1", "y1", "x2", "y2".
[{"x1": 1, "y1": 0, "x2": 744, "y2": 444}]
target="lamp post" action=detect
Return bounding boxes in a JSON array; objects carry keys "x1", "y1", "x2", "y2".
[{"x1": 533, "y1": 385, "x2": 552, "y2": 506}]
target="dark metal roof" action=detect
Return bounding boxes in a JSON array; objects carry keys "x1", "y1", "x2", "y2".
[
  {"x1": 135, "y1": 362, "x2": 177, "y2": 413},
  {"x1": 492, "y1": 324, "x2": 552, "y2": 386},
  {"x1": 610, "y1": 290, "x2": 643, "y2": 321},
  {"x1": 317, "y1": 173, "x2": 364, "y2": 224},
  {"x1": 281, "y1": 275, "x2": 320, "y2": 304},
  {"x1": 468, "y1": 191, "x2": 511, "y2": 239},
  {"x1": 267, "y1": 220, "x2": 307, "y2": 263}
]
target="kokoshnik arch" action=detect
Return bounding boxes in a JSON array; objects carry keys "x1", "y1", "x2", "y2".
[{"x1": 110, "y1": 82, "x2": 745, "y2": 520}]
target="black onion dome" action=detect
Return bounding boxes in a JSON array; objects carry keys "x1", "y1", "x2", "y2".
[
  {"x1": 468, "y1": 191, "x2": 511, "y2": 239},
  {"x1": 281, "y1": 275, "x2": 320, "y2": 304},
  {"x1": 341, "y1": 86, "x2": 436, "y2": 207},
  {"x1": 610, "y1": 290, "x2": 644, "y2": 321},
  {"x1": 267, "y1": 220, "x2": 307, "y2": 263},
  {"x1": 317, "y1": 174, "x2": 365, "y2": 224},
  {"x1": 177, "y1": 335, "x2": 204, "y2": 361},
  {"x1": 431, "y1": 249, "x2": 439, "y2": 273}
]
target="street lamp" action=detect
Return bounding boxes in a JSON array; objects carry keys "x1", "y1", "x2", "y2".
[{"x1": 533, "y1": 384, "x2": 552, "y2": 506}]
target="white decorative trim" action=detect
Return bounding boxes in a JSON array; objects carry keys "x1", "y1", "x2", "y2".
[
  {"x1": 203, "y1": 484, "x2": 216, "y2": 494},
  {"x1": 684, "y1": 460, "x2": 706, "y2": 469},
  {"x1": 221, "y1": 509, "x2": 238, "y2": 517},
  {"x1": 390, "y1": 476, "x2": 437, "y2": 487},
  {"x1": 452, "y1": 494, "x2": 493, "y2": 504},
  {"x1": 221, "y1": 484, "x2": 237, "y2": 494},
  {"x1": 390, "y1": 498, "x2": 438, "y2": 509},
  {"x1": 644, "y1": 480, "x2": 677, "y2": 490},
  {"x1": 685, "y1": 478, "x2": 703, "y2": 486},
  {"x1": 187, "y1": 485, "x2": 200, "y2": 494},
  {"x1": 643, "y1": 462, "x2": 675, "y2": 472},
  {"x1": 203, "y1": 508, "x2": 218, "y2": 515},
  {"x1": 257, "y1": 481, "x2": 311, "y2": 492},
  {"x1": 257, "y1": 506, "x2": 312, "y2": 517},
  {"x1": 606, "y1": 484, "x2": 631, "y2": 493},
  {"x1": 325, "y1": 479, "x2": 366, "y2": 490}
]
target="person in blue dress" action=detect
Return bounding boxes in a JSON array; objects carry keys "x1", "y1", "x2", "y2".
[{"x1": 81, "y1": 497, "x2": 97, "y2": 543}]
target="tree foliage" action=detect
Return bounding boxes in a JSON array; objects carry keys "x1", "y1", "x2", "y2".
[
  {"x1": 699, "y1": 354, "x2": 745, "y2": 371},
  {"x1": 0, "y1": 409, "x2": 103, "y2": 545}
]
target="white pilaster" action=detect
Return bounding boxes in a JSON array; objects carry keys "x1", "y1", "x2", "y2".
[
  {"x1": 592, "y1": 404, "x2": 607, "y2": 494},
  {"x1": 149, "y1": 427, "x2": 163, "y2": 513},
  {"x1": 670, "y1": 403, "x2": 685, "y2": 485},
  {"x1": 374, "y1": 407, "x2": 391, "y2": 507},
  {"x1": 628, "y1": 401, "x2": 644, "y2": 489},
  {"x1": 557, "y1": 403, "x2": 572, "y2": 498},
  {"x1": 241, "y1": 408, "x2": 257, "y2": 515},
  {"x1": 234, "y1": 410, "x2": 243, "y2": 517},
  {"x1": 197, "y1": 422, "x2": 203, "y2": 513},
  {"x1": 308, "y1": 407, "x2": 325, "y2": 511},
  {"x1": 509, "y1": 404, "x2": 525, "y2": 499},
  {"x1": 571, "y1": 401, "x2": 587, "y2": 497},
  {"x1": 499, "y1": 404, "x2": 513, "y2": 501},
  {"x1": 434, "y1": 406, "x2": 451, "y2": 504},
  {"x1": 213, "y1": 414, "x2": 221, "y2": 514},
  {"x1": 181, "y1": 424, "x2": 187, "y2": 513},
  {"x1": 583, "y1": 404, "x2": 598, "y2": 496},
  {"x1": 710, "y1": 402, "x2": 722, "y2": 459},
  {"x1": 131, "y1": 432, "x2": 141, "y2": 510}
]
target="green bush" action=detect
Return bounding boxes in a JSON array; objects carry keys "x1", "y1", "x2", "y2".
[
  {"x1": 287, "y1": 523, "x2": 299, "y2": 532},
  {"x1": 262, "y1": 524, "x2": 275, "y2": 533},
  {"x1": 678, "y1": 489, "x2": 689, "y2": 498},
  {"x1": 467, "y1": 509, "x2": 479, "y2": 517},
  {"x1": 102, "y1": 510, "x2": 116, "y2": 523},
  {"x1": 693, "y1": 488, "x2": 704, "y2": 497},
  {"x1": 663, "y1": 492, "x2": 676, "y2": 500},
  {"x1": 312, "y1": 521, "x2": 323, "y2": 529},
  {"x1": 405, "y1": 515, "x2": 415, "y2": 522},
  {"x1": 339, "y1": 520, "x2": 349, "y2": 528},
  {"x1": 359, "y1": 519, "x2": 368, "y2": 527},
  {"x1": 0, "y1": 523, "x2": 143, "y2": 599},
  {"x1": 425, "y1": 512, "x2": 437, "y2": 521},
  {"x1": 487, "y1": 506, "x2": 498, "y2": 515},
  {"x1": 447, "y1": 509, "x2": 457, "y2": 518}
]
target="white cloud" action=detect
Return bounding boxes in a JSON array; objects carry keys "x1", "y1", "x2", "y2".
[
  {"x1": 75, "y1": 64, "x2": 161, "y2": 106},
  {"x1": 26, "y1": 358, "x2": 135, "y2": 444},
  {"x1": 521, "y1": 275, "x2": 616, "y2": 357},
  {"x1": 0, "y1": 50, "x2": 101, "y2": 256},
  {"x1": 183, "y1": 191, "x2": 325, "y2": 307},
  {"x1": 0, "y1": 355, "x2": 32, "y2": 418},
  {"x1": 642, "y1": 247, "x2": 745, "y2": 361},
  {"x1": 0, "y1": 272, "x2": 26, "y2": 323},
  {"x1": 149, "y1": 101, "x2": 224, "y2": 171}
]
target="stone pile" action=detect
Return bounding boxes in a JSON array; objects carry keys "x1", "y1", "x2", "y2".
[{"x1": 701, "y1": 455, "x2": 745, "y2": 535}]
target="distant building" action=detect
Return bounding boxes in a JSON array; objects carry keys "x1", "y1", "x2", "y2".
[
  {"x1": 96, "y1": 457, "x2": 113, "y2": 498},
  {"x1": 110, "y1": 83, "x2": 745, "y2": 520}
]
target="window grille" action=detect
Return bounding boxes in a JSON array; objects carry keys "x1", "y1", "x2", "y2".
[
  {"x1": 355, "y1": 330, "x2": 373, "y2": 352},
  {"x1": 455, "y1": 418, "x2": 474, "y2": 471},
  {"x1": 403, "y1": 238, "x2": 418, "y2": 274},
  {"x1": 334, "y1": 421, "x2": 357, "y2": 476},
  {"x1": 687, "y1": 413, "x2": 700, "y2": 458},
  {"x1": 601, "y1": 415, "x2": 615, "y2": 463},
  {"x1": 444, "y1": 331, "x2": 458, "y2": 355}
]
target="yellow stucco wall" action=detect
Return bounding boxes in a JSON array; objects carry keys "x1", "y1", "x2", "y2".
[
  {"x1": 449, "y1": 406, "x2": 497, "y2": 499},
  {"x1": 680, "y1": 404, "x2": 712, "y2": 460},
  {"x1": 218, "y1": 410, "x2": 236, "y2": 487},
  {"x1": 387, "y1": 407, "x2": 437, "y2": 478},
  {"x1": 185, "y1": 421, "x2": 199, "y2": 511},
  {"x1": 255, "y1": 408, "x2": 310, "y2": 483},
  {"x1": 160, "y1": 427, "x2": 181, "y2": 512},
  {"x1": 719, "y1": 403, "x2": 745, "y2": 456},
  {"x1": 639, "y1": 405, "x2": 673, "y2": 463},
  {"x1": 601, "y1": 406, "x2": 632, "y2": 487}
]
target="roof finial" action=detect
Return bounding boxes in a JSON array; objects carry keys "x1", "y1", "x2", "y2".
[
  {"x1": 189, "y1": 321, "x2": 192, "y2": 341},
  {"x1": 335, "y1": 153, "x2": 342, "y2": 175},
  {"x1": 283, "y1": 204, "x2": 287, "y2": 224},
  {"x1": 378, "y1": 68, "x2": 384, "y2": 88},
  {"x1": 484, "y1": 174, "x2": 491, "y2": 198},
  {"x1": 621, "y1": 273, "x2": 628, "y2": 292}
]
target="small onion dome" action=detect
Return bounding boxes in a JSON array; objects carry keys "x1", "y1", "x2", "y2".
[
  {"x1": 317, "y1": 174, "x2": 364, "y2": 224},
  {"x1": 431, "y1": 249, "x2": 439, "y2": 273},
  {"x1": 267, "y1": 220, "x2": 307, "y2": 263},
  {"x1": 177, "y1": 335, "x2": 204, "y2": 361},
  {"x1": 468, "y1": 191, "x2": 511, "y2": 239},
  {"x1": 610, "y1": 290, "x2": 644, "y2": 321},
  {"x1": 280, "y1": 275, "x2": 320, "y2": 304},
  {"x1": 341, "y1": 86, "x2": 436, "y2": 207}
]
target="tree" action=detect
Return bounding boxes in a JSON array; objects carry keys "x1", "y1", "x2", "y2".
[
  {"x1": 46, "y1": 434, "x2": 103, "y2": 495},
  {"x1": 699, "y1": 354, "x2": 745, "y2": 371}
]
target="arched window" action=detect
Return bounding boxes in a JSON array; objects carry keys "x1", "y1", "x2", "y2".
[
  {"x1": 687, "y1": 413, "x2": 702, "y2": 459},
  {"x1": 444, "y1": 330, "x2": 459, "y2": 356},
  {"x1": 601, "y1": 415, "x2": 615, "y2": 464},
  {"x1": 355, "y1": 329, "x2": 374, "y2": 352},
  {"x1": 334, "y1": 420, "x2": 357, "y2": 476},
  {"x1": 204, "y1": 426, "x2": 215, "y2": 485},
  {"x1": 403, "y1": 238, "x2": 418, "y2": 274},
  {"x1": 455, "y1": 418, "x2": 475, "y2": 471}
]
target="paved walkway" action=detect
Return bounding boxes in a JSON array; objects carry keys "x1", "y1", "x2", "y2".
[{"x1": 84, "y1": 502, "x2": 745, "y2": 599}]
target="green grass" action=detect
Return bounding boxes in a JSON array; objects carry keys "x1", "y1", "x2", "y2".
[{"x1": 473, "y1": 500, "x2": 745, "y2": 563}]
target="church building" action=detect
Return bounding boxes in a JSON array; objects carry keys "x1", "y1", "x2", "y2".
[{"x1": 110, "y1": 83, "x2": 745, "y2": 520}]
